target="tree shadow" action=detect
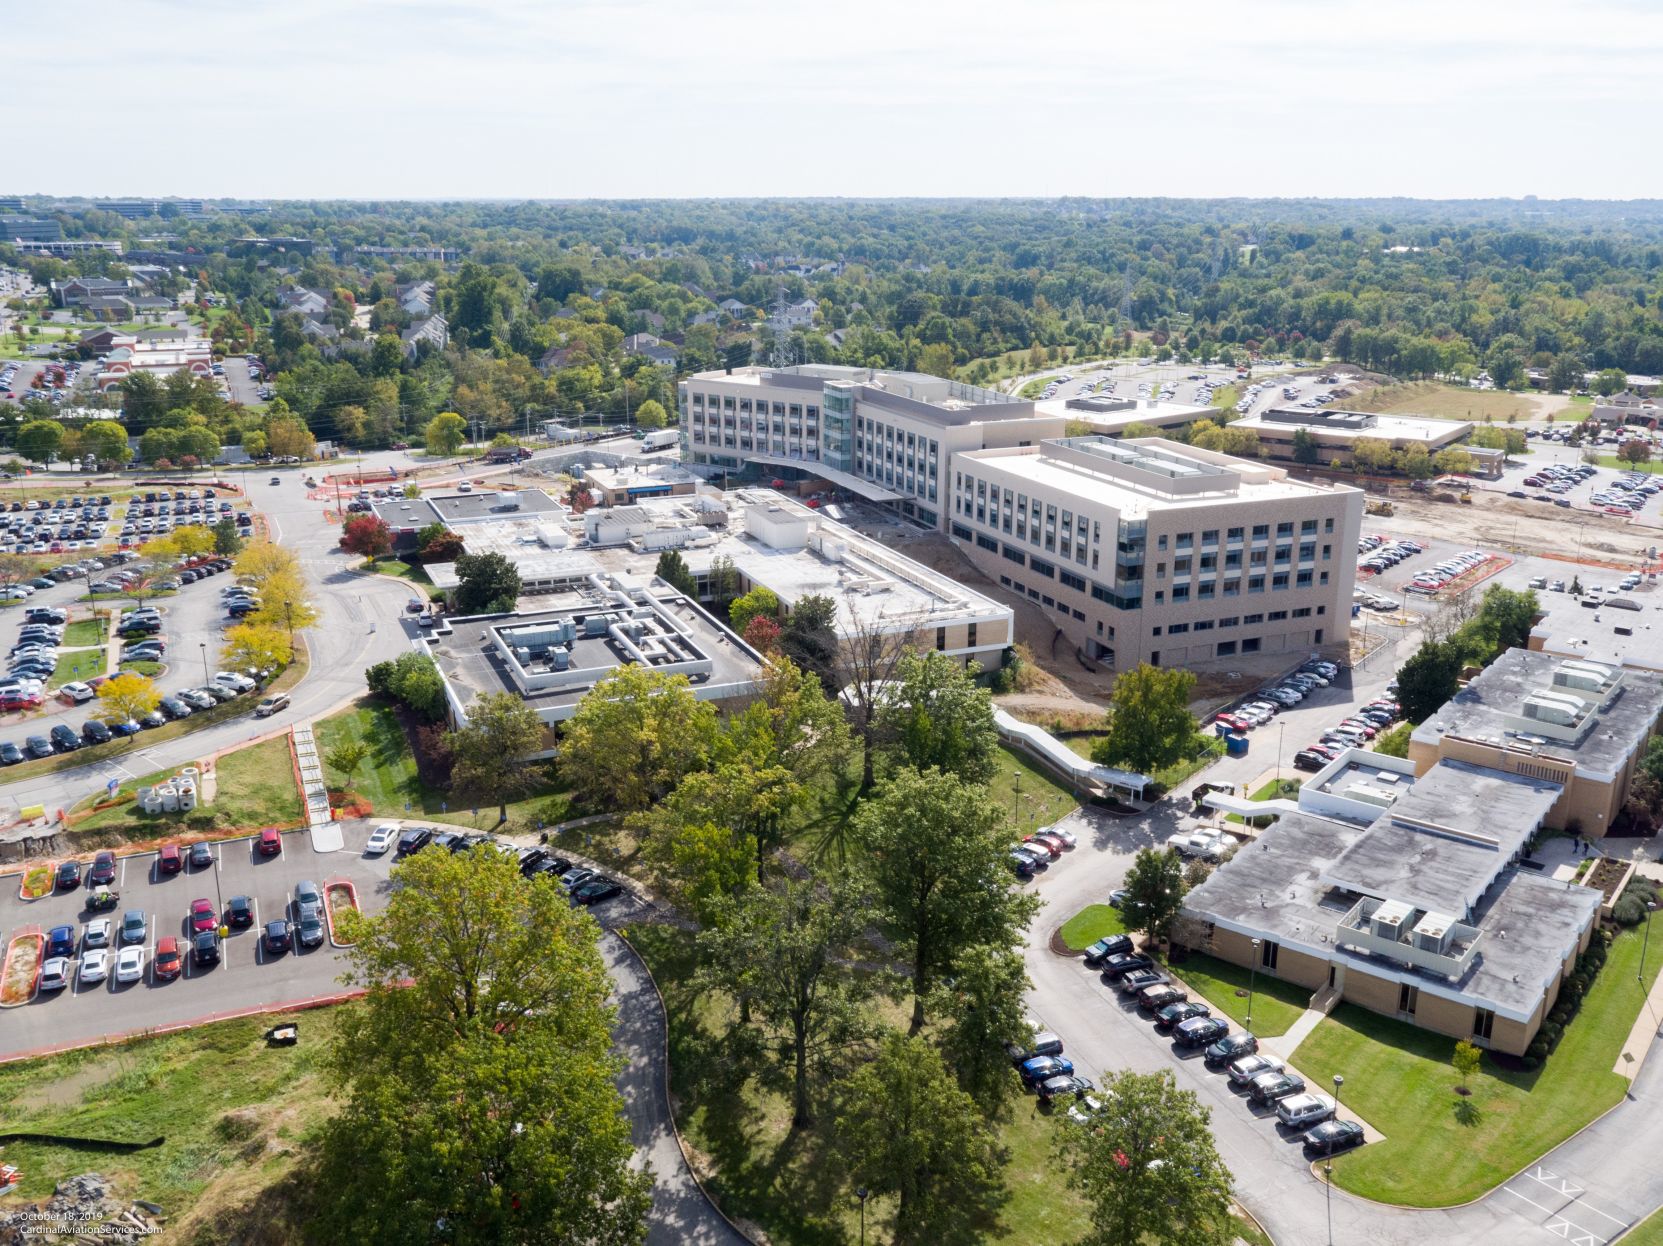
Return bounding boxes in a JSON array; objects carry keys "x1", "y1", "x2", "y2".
[{"x1": 1453, "y1": 1095, "x2": 1481, "y2": 1128}]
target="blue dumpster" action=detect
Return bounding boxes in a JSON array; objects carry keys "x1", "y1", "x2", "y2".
[
  {"x1": 1224, "y1": 733, "x2": 1249, "y2": 757},
  {"x1": 1214, "y1": 722, "x2": 1233, "y2": 739}
]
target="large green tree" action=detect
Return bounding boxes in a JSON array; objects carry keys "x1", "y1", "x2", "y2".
[
  {"x1": 926, "y1": 942, "x2": 1031, "y2": 1116},
  {"x1": 558, "y1": 665, "x2": 718, "y2": 813},
  {"x1": 16, "y1": 419, "x2": 64, "y2": 464},
  {"x1": 449, "y1": 691, "x2": 546, "y2": 821},
  {"x1": 452, "y1": 551, "x2": 522, "y2": 614},
  {"x1": 424, "y1": 410, "x2": 468, "y2": 456},
  {"x1": 1056, "y1": 1069, "x2": 1234, "y2": 1246},
  {"x1": 1119, "y1": 847, "x2": 1186, "y2": 947},
  {"x1": 698, "y1": 874, "x2": 880, "y2": 1128},
  {"x1": 780, "y1": 592, "x2": 839, "y2": 692},
  {"x1": 852, "y1": 767, "x2": 1037, "y2": 1032},
  {"x1": 835, "y1": 1033, "x2": 1006, "y2": 1245},
  {"x1": 319, "y1": 848, "x2": 650, "y2": 1245},
  {"x1": 1092, "y1": 663, "x2": 1198, "y2": 777},
  {"x1": 1396, "y1": 638, "x2": 1464, "y2": 725},
  {"x1": 874, "y1": 649, "x2": 999, "y2": 785}
]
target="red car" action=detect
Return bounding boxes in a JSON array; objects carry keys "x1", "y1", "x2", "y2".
[
  {"x1": 189, "y1": 898, "x2": 218, "y2": 933},
  {"x1": 257, "y1": 827, "x2": 282, "y2": 856},
  {"x1": 1023, "y1": 833, "x2": 1064, "y2": 858},
  {"x1": 0, "y1": 693, "x2": 43, "y2": 711},
  {"x1": 153, "y1": 936, "x2": 182, "y2": 981},
  {"x1": 157, "y1": 843, "x2": 182, "y2": 875},
  {"x1": 1214, "y1": 713, "x2": 1250, "y2": 733}
]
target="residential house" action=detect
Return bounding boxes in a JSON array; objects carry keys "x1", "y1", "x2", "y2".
[
  {"x1": 276, "y1": 287, "x2": 330, "y2": 317},
  {"x1": 402, "y1": 313, "x2": 449, "y2": 359},
  {"x1": 398, "y1": 281, "x2": 436, "y2": 318},
  {"x1": 631, "y1": 309, "x2": 666, "y2": 333},
  {"x1": 719, "y1": 298, "x2": 749, "y2": 318},
  {"x1": 772, "y1": 297, "x2": 819, "y2": 330}
]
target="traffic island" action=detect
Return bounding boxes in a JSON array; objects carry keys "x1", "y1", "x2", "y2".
[
  {"x1": 18, "y1": 865, "x2": 54, "y2": 901},
  {"x1": 323, "y1": 880, "x2": 360, "y2": 947},
  {"x1": 0, "y1": 928, "x2": 44, "y2": 1007}
]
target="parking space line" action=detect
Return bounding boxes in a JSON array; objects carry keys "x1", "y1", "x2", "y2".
[{"x1": 1500, "y1": 1185, "x2": 1613, "y2": 1246}]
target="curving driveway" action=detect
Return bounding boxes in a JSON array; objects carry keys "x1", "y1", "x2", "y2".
[{"x1": 1023, "y1": 803, "x2": 1663, "y2": 1246}]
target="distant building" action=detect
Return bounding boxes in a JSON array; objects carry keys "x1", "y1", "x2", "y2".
[
  {"x1": 276, "y1": 287, "x2": 330, "y2": 317},
  {"x1": 631, "y1": 309, "x2": 666, "y2": 333},
  {"x1": 579, "y1": 461, "x2": 698, "y2": 506},
  {"x1": 95, "y1": 337, "x2": 214, "y2": 391},
  {"x1": 50, "y1": 277, "x2": 137, "y2": 308},
  {"x1": 0, "y1": 197, "x2": 24, "y2": 213},
  {"x1": 771, "y1": 297, "x2": 819, "y2": 330},
  {"x1": 1, "y1": 216, "x2": 62, "y2": 242},
  {"x1": 1591, "y1": 391, "x2": 1659, "y2": 428},
  {"x1": 398, "y1": 280, "x2": 436, "y2": 317},
  {"x1": 1232, "y1": 407, "x2": 1494, "y2": 474},
  {"x1": 14, "y1": 239, "x2": 122, "y2": 257},
  {"x1": 231, "y1": 237, "x2": 316, "y2": 257},
  {"x1": 102, "y1": 199, "x2": 160, "y2": 220},
  {"x1": 353, "y1": 244, "x2": 458, "y2": 262},
  {"x1": 401, "y1": 313, "x2": 448, "y2": 359},
  {"x1": 622, "y1": 333, "x2": 679, "y2": 367}
]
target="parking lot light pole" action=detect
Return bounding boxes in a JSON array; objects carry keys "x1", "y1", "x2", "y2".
[
  {"x1": 1641, "y1": 900, "x2": 1659, "y2": 984},
  {"x1": 1326, "y1": 1072, "x2": 1344, "y2": 1246},
  {"x1": 1332, "y1": 1072, "x2": 1345, "y2": 1125},
  {"x1": 1247, "y1": 938, "x2": 1260, "y2": 1030},
  {"x1": 198, "y1": 641, "x2": 208, "y2": 685},
  {"x1": 856, "y1": 1187, "x2": 868, "y2": 1246}
]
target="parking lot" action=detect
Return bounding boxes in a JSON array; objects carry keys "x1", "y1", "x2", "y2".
[{"x1": 0, "y1": 824, "x2": 395, "y2": 1057}]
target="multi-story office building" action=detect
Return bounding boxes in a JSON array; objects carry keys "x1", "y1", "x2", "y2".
[
  {"x1": 947, "y1": 436, "x2": 1362, "y2": 670},
  {"x1": 678, "y1": 365, "x2": 1067, "y2": 528}
]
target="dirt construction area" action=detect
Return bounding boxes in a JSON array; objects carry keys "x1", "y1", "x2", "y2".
[{"x1": 1367, "y1": 487, "x2": 1661, "y2": 573}]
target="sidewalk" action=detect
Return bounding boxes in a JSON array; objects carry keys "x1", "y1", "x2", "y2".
[{"x1": 1613, "y1": 922, "x2": 1663, "y2": 1079}]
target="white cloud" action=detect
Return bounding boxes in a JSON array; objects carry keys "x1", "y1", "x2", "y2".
[{"x1": 9, "y1": 0, "x2": 1658, "y2": 198}]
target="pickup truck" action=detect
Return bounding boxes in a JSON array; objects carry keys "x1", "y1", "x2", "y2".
[{"x1": 1166, "y1": 830, "x2": 1231, "y2": 861}]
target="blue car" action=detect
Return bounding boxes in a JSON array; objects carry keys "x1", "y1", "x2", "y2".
[
  {"x1": 1019, "y1": 1055, "x2": 1074, "y2": 1086},
  {"x1": 46, "y1": 924, "x2": 76, "y2": 958}
]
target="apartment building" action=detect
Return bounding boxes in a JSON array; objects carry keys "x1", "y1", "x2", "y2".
[
  {"x1": 1181, "y1": 751, "x2": 1602, "y2": 1057},
  {"x1": 948, "y1": 436, "x2": 1362, "y2": 671},
  {"x1": 1408, "y1": 649, "x2": 1663, "y2": 838},
  {"x1": 677, "y1": 365, "x2": 1067, "y2": 527}
]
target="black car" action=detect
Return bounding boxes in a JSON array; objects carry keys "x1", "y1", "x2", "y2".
[
  {"x1": 1174, "y1": 1016, "x2": 1231, "y2": 1048},
  {"x1": 1204, "y1": 1033, "x2": 1260, "y2": 1066},
  {"x1": 1037, "y1": 1074, "x2": 1094, "y2": 1103},
  {"x1": 431, "y1": 831, "x2": 467, "y2": 854},
  {"x1": 82, "y1": 720, "x2": 112, "y2": 745},
  {"x1": 397, "y1": 827, "x2": 434, "y2": 856},
  {"x1": 226, "y1": 895, "x2": 254, "y2": 928},
  {"x1": 49, "y1": 724, "x2": 80, "y2": 752},
  {"x1": 1099, "y1": 952, "x2": 1154, "y2": 980},
  {"x1": 188, "y1": 841, "x2": 213, "y2": 870},
  {"x1": 517, "y1": 847, "x2": 550, "y2": 875},
  {"x1": 139, "y1": 711, "x2": 167, "y2": 729},
  {"x1": 572, "y1": 878, "x2": 623, "y2": 906},
  {"x1": 55, "y1": 860, "x2": 82, "y2": 890},
  {"x1": 0, "y1": 742, "x2": 22, "y2": 765},
  {"x1": 527, "y1": 857, "x2": 572, "y2": 881},
  {"x1": 1081, "y1": 933, "x2": 1134, "y2": 965},
  {"x1": 158, "y1": 697, "x2": 192, "y2": 719},
  {"x1": 1249, "y1": 1071, "x2": 1307, "y2": 1104},
  {"x1": 23, "y1": 735, "x2": 53, "y2": 759},
  {"x1": 264, "y1": 920, "x2": 293, "y2": 953},
  {"x1": 192, "y1": 930, "x2": 222, "y2": 966},
  {"x1": 1303, "y1": 1119, "x2": 1366, "y2": 1156}
]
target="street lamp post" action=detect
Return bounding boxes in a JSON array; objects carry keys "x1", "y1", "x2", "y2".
[
  {"x1": 1326, "y1": 1073, "x2": 1344, "y2": 1246},
  {"x1": 856, "y1": 1187, "x2": 869, "y2": 1246},
  {"x1": 198, "y1": 641, "x2": 208, "y2": 685},
  {"x1": 1247, "y1": 938, "x2": 1260, "y2": 1031},
  {"x1": 1641, "y1": 901, "x2": 1660, "y2": 985}
]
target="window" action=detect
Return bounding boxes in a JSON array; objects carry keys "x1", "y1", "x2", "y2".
[
  {"x1": 1202, "y1": 529, "x2": 1219, "y2": 545},
  {"x1": 1242, "y1": 637, "x2": 1260, "y2": 652},
  {"x1": 1060, "y1": 570, "x2": 1086, "y2": 592},
  {"x1": 1151, "y1": 626, "x2": 1162, "y2": 637},
  {"x1": 1227, "y1": 527, "x2": 1244, "y2": 542},
  {"x1": 951, "y1": 523, "x2": 971, "y2": 541},
  {"x1": 1297, "y1": 571, "x2": 1313, "y2": 587},
  {"x1": 1216, "y1": 640, "x2": 1237, "y2": 656},
  {"x1": 1268, "y1": 609, "x2": 1288, "y2": 621},
  {"x1": 1248, "y1": 576, "x2": 1265, "y2": 593},
  {"x1": 1172, "y1": 585, "x2": 1190, "y2": 601},
  {"x1": 1167, "y1": 622, "x2": 1189, "y2": 635},
  {"x1": 1324, "y1": 517, "x2": 1335, "y2": 533},
  {"x1": 1398, "y1": 983, "x2": 1418, "y2": 1016},
  {"x1": 1029, "y1": 557, "x2": 1055, "y2": 579},
  {"x1": 1272, "y1": 573, "x2": 1289, "y2": 589},
  {"x1": 1252, "y1": 524, "x2": 1269, "y2": 539},
  {"x1": 967, "y1": 622, "x2": 977, "y2": 647},
  {"x1": 1261, "y1": 941, "x2": 1279, "y2": 970},
  {"x1": 975, "y1": 533, "x2": 998, "y2": 552},
  {"x1": 1218, "y1": 616, "x2": 1238, "y2": 629},
  {"x1": 1277, "y1": 522, "x2": 1294, "y2": 537},
  {"x1": 935, "y1": 627, "x2": 946, "y2": 651},
  {"x1": 1002, "y1": 544, "x2": 1026, "y2": 565},
  {"x1": 1301, "y1": 519, "x2": 1317, "y2": 534},
  {"x1": 1474, "y1": 1008, "x2": 1496, "y2": 1041},
  {"x1": 1293, "y1": 606, "x2": 1312, "y2": 618},
  {"x1": 1243, "y1": 612, "x2": 1263, "y2": 624},
  {"x1": 1193, "y1": 620, "x2": 1213, "y2": 632}
]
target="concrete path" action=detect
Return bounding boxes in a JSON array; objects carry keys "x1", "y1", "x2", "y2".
[{"x1": 1261, "y1": 1005, "x2": 1328, "y2": 1063}]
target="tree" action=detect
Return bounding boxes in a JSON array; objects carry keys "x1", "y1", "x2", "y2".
[
  {"x1": 1351, "y1": 437, "x2": 1395, "y2": 474},
  {"x1": 78, "y1": 419, "x2": 131, "y2": 467},
  {"x1": 1119, "y1": 848, "x2": 1186, "y2": 947},
  {"x1": 1432, "y1": 447, "x2": 1475, "y2": 476},
  {"x1": 654, "y1": 548, "x2": 697, "y2": 597},
  {"x1": 1622, "y1": 440, "x2": 1653, "y2": 467},
  {"x1": 874, "y1": 649, "x2": 999, "y2": 785},
  {"x1": 1056, "y1": 1069, "x2": 1234, "y2": 1246},
  {"x1": 1290, "y1": 426, "x2": 1320, "y2": 464},
  {"x1": 1092, "y1": 663, "x2": 1198, "y2": 777},
  {"x1": 16, "y1": 419, "x2": 63, "y2": 464},
  {"x1": 780, "y1": 592, "x2": 839, "y2": 691},
  {"x1": 416, "y1": 528, "x2": 464, "y2": 563},
  {"x1": 340, "y1": 513, "x2": 393, "y2": 560},
  {"x1": 223, "y1": 623, "x2": 293, "y2": 674},
  {"x1": 698, "y1": 874, "x2": 880, "y2": 1128},
  {"x1": 1594, "y1": 368, "x2": 1628, "y2": 397},
  {"x1": 365, "y1": 650, "x2": 447, "y2": 721},
  {"x1": 1548, "y1": 354, "x2": 1582, "y2": 394},
  {"x1": 839, "y1": 602, "x2": 915, "y2": 789},
  {"x1": 139, "y1": 426, "x2": 178, "y2": 465},
  {"x1": 247, "y1": 569, "x2": 320, "y2": 637},
  {"x1": 448, "y1": 691, "x2": 546, "y2": 821},
  {"x1": 926, "y1": 942, "x2": 1030, "y2": 1116},
  {"x1": 452, "y1": 551, "x2": 522, "y2": 614},
  {"x1": 728, "y1": 585, "x2": 779, "y2": 634},
  {"x1": 635, "y1": 398, "x2": 667, "y2": 429},
  {"x1": 210, "y1": 517, "x2": 244, "y2": 556},
  {"x1": 1453, "y1": 1039, "x2": 1482, "y2": 1094},
  {"x1": 853, "y1": 767, "x2": 1037, "y2": 1032},
  {"x1": 559, "y1": 665, "x2": 719, "y2": 814},
  {"x1": 835, "y1": 1033, "x2": 1006, "y2": 1245},
  {"x1": 424, "y1": 411, "x2": 467, "y2": 457},
  {"x1": 97, "y1": 672, "x2": 161, "y2": 724},
  {"x1": 743, "y1": 613, "x2": 781, "y2": 653},
  {"x1": 319, "y1": 848, "x2": 650, "y2": 1246},
  {"x1": 1396, "y1": 638, "x2": 1465, "y2": 725},
  {"x1": 705, "y1": 553, "x2": 739, "y2": 610},
  {"x1": 265, "y1": 416, "x2": 315, "y2": 460},
  {"x1": 240, "y1": 429, "x2": 268, "y2": 459},
  {"x1": 326, "y1": 739, "x2": 370, "y2": 790}
]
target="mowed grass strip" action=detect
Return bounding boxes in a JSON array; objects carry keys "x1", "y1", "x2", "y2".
[{"x1": 1296, "y1": 917, "x2": 1662, "y2": 1206}]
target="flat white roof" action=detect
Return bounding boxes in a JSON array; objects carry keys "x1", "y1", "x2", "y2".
[{"x1": 1234, "y1": 410, "x2": 1471, "y2": 443}]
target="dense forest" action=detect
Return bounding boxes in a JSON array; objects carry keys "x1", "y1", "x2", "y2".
[{"x1": 9, "y1": 197, "x2": 1663, "y2": 454}]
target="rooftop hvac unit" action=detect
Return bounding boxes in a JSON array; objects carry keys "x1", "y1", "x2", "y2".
[
  {"x1": 1411, "y1": 912, "x2": 1455, "y2": 954},
  {"x1": 1370, "y1": 899, "x2": 1415, "y2": 941},
  {"x1": 584, "y1": 613, "x2": 613, "y2": 637},
  {"x1": 549, "y1": 649, "x2": 570, "y2": 671}
]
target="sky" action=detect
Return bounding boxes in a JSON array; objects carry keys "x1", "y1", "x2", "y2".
[{"x1": 12, "y1": 0, "x2": 1662, "y2": 201}]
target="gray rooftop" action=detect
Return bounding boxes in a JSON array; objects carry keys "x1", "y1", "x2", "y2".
[
  {"x1": 1411, "y1": 647, "x2": 1663, "y2": 775},
  {"x1": 371, "y1": 496, "x2": 442, "y2": 531},
  {"x1": 430, "y1": 488, "x2": 562, "y2": 524},
  {"x1": 1321, "y1": 761, "x2": 1561, "y2": 918},
  {"x1": 1185, "y1": 806, "x2": 1601, "y2": 1019}
]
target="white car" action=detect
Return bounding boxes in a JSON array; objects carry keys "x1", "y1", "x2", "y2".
[
  {"x1": 212, "y1": 670, "x2": 256, "y2": 692},
  {"x1": 83, "y1": 918, "x2": 112, "y2": 948},
  {"x1": 79, "y1": 949, "x2": 110, "y2": 985},
  {"x1": 365, "y1": 824, "x2": 398, "y2": 855},
  {"x1": 115, "y1": 945, "x2": 145, "y2": 984},
  {"x1": 39, "y1": 957, "x2": 71, "y2": 992}
]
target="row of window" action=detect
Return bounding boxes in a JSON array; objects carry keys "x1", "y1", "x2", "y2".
[
  {"x1": 1154, "y1": 606, "x2": 1324, "y2": 637},
  {"x1": 688, "y1": 392, "x2": 820, "y2": 422},
  {"x1": 1157, "y1": 517, "x2": 1330, "y2": 549}
]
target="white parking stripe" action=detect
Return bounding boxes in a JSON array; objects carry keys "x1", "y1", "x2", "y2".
[
  {"x1": 1519, "y1": 1169, "x2": 1629, "y2": 1230},
  {"x1": 1501, "y1": 1185, "x2": 1613, "y2": 1246}
]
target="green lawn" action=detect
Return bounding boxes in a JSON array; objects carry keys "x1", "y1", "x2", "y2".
[
  {"x1": 121, "y1": 659, "x2": 163, "y2": 677},
  {"x1": 1059, "y1": 903, "x2": 1128, "y2": 951},
  {"x1": 0, "y1": 1007, "x2": 337, "y2": 1236},
  {"x1": 1296, "y1": 916, "x2": 1662, "y2": 1206},
  {"x1": 1152, "y1": 735, "x2": 1227, "y2": 791},
  {"x1": 1164, "y1": 950, "x2": 1310, "y2": 1038},
  {"x1": 314, "y1": 697, "x2": 572, "y2": 830},
  {"x1": 61, "y1": 617, "x2": 108, "y2": 647},
  {"x1": 48, "y1": 647, "x2": 104, "y2": 689},
  {"x1": 73, "y1": 735, "x2": 301, "y2": 837},
  {"x1": 1228, "y1": 777, "x2": 1300, "y2": 825},
  {"x1": 988, "y1": 745, "x2": 1080, "y2": 836},
  {"x1": 1595, "y1": 455, "x2": 1661, "y2": 473},
  {"x1": 1623, "y1": 1205, "x2": 1663, "y2": 1245},
  {"x1": 366, "y1": 558, "x2": 443, "y2": 601}
]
